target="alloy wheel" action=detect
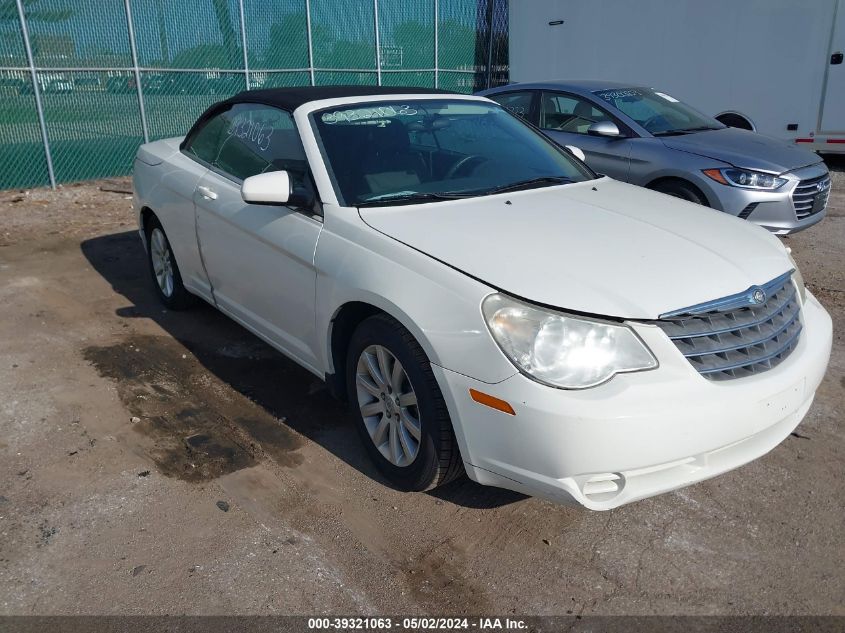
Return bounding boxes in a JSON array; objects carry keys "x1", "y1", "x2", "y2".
[
  {"x1": 150, "y1": 227, "x2": 174, "y2": 298},
  {"x1": 355, "y1": 344, "x2": 421, "y2": 467}
]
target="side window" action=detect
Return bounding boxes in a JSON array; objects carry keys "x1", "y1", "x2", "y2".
[
  {"x1": 489, "y1": 91, "x2": 534, "y2": 122},
  {"x1": 540, "y1": 92, "x2": 611, "y2": 134},
  {"x1": 185, "y1": 103, "x2": 309, "y2": 188},
  {"x1": 185, "y1": 114, "x2": 227, "y2": 165}
]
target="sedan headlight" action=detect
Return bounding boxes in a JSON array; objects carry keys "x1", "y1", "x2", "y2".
[
  {"x1": 703, "y1": 168, "x2": 788, "y2": 190},
  {"x1": 482, "y1": 294, "x2": 658, "y2": 389}
]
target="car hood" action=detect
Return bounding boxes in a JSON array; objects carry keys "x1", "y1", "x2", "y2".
[
  {"x1": 358, "y1": 178, "x2": 792, "y2": 319},
  {"x1": 660, "y1": 127, "x2": 823, "y2": 173}
]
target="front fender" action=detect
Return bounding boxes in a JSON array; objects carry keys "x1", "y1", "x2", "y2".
[
  {"x1": 315, "y1": 206, "x2": 518, "y2": 385},
  {"x1": 637, "y1": 150, "x2": 731, "y2": 211}
]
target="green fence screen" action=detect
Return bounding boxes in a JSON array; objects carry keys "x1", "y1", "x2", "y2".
[{"x1": 0, "y1": 0, "x2": 508, "y2": 190}]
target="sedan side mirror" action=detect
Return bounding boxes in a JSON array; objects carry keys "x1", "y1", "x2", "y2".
[
  {"x1": 241, "y1": 171, "x2": 291, "y2": 205},
  {"x1": 587, "y1": 121, "x2": 623, "y2": 138}
]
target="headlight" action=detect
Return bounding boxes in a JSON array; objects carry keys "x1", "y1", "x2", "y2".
[
  {"x1": 703, "y1": 168, "x2": 788, "y2": 190},
  {"x1": 482, "y1": 294, "x2": 658, "y2": 389},
  {"x1": 785, "y1": 247, "x2": 806, "y2": 303}
]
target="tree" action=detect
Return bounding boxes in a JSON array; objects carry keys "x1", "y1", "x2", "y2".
[
  {"x1": 391, "y1": 20, "x2": 434, "y2": 69},
  {"x1": 210, "y1": 0, "x2": 241, "y2": 68},
  {"x1": 171, "y1": 43, "x2": 231, "y2": 69},
  {"x1": 438, "y1": 18, "x2": 477, "y2": 70},
  {"x1": 0, "y1": 0, "x2": 73, "y2": 24},
  {"x1": 0, "y1": 0, "x2": 74, "y2": 59},
  {"x1": 263, "y1": 12, "x2": 309, "y2": 69}
]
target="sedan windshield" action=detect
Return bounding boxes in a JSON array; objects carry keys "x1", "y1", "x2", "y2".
[
  {"x1": 311, "y1": 99, "x2": 595, "y2": 206},
  {"x1": 593, "y1": 87, "x2": 724, "y2": 136}
]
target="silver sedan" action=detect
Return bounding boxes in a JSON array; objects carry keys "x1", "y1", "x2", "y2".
[{"x1": 479, "y1": 80, "x2": 831, "y2": 234}]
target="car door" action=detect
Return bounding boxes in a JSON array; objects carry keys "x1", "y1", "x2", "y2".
[
  {"x1": 537, "y1": 91, "x2": 633, "y2": 180},
  {"x1": 187, "y1": 103, "x2": 323, "y2": 372},
  {"x1": 147, "y1": 150, "x2": 213, "y2": 301}
]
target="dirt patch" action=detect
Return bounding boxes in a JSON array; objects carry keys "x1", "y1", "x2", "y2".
[
  {"x1": 0, "y1": 178, "x2": 134, "y2": 248},
  {"x1": 83, "y1": 335, "x2": 304, "y2": 482},
  {"x1": 401, "y1": 538, "x2": 491, "y2": 614}
]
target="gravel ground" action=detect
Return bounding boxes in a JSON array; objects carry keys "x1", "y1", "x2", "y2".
[{"x1": 0, "y1": 162, "x2": 843, "y2": 616}]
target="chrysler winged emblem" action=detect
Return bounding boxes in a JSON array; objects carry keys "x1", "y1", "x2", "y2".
[{"x1": 751, "y1": 287, "x2": 766, "y2": 304}]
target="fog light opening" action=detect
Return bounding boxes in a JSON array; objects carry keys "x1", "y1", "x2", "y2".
[{"x1": 582, "y1": 472, "x2": 625, "y2": 503}]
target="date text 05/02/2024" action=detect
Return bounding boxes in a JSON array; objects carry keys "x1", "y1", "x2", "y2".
[{"x1": 307, "y1": 617, "x2": 529, "y2": 630}]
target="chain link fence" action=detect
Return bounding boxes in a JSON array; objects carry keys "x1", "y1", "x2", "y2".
[{"x1": 0, "y1": 0, "x2": 508, "y2": 190}]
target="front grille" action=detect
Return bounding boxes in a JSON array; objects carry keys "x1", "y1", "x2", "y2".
[
  {"x1": 792, "y1": 174, "x2": 831, "y2": 219},
  {"x1": 651, "y1": 272, "x2": 802, "y2": 381}
]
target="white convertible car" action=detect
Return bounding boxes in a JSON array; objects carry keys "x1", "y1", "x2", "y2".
[{"x1": 132, "y1": 86, "x2": 832, "y2": 510}]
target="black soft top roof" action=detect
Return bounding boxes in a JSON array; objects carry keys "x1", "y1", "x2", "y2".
[
  {"x1": 181, "y1": 85, "x2": 454, "y2": 149},
  {"x1": 222, "y1": 85, "x2": 451, "y2": 112}
]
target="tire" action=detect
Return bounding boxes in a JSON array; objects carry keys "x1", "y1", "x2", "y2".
[
  {"x1": 716, "y1": 112, "x2": 754, "y2": 131},
  {"x1": 651, "y1": 180, "x2": 709, "y2": 206},
  {"x1": 346, "y1": 314, "x2": 464, "y2": 491},
  {"x1": 144, "y1": 216, "x2": 195, "y2": 310}
]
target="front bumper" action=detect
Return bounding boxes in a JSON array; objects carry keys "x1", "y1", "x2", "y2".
[
  {"x1": 706, "y1": 163, "x2": 830, "y2": 235},
  {"x1": 433, "y1": 292, "x2": 832, "y2": 510}
]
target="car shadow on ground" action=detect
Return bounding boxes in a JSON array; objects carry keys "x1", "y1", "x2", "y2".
[{"x1": 81, "y1": 230, "x2": 526, "y2": 510}]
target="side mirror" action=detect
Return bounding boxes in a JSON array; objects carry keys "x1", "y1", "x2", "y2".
[
  {"x1": 565, "y1": 145, "x2": 586, "y2": 162},
  {"x1": 241, "y1": 171, "x2": 291, "y2": 205},
  {"x1": 587, "y1": 121, "x2": 622, "y2": 138}
]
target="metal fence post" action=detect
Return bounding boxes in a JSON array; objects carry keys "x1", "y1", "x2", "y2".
[
  {"x1": 238, "y1": 0, "x2": 250, "y2": 89},
  {"x1": 124, "y1": 0, "x2": 150, "y2": 144},
  {"x1": 305, "y1": 0, "x2": 316, "y2": 86},
  {"x1": 485, "y1": 0, "x2": 494, "y2": 89},
  {"x1": 373, "y1": 0, "x2": 382, "y2": 85},
  {"x1": 434, "y1": 0, "x2": 439, "y2": 88},
  {"x1": 15, "y1": 0, "x2": 56, "y2": 189}
]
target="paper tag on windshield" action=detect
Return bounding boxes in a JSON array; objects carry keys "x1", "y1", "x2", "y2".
[{"x1": 655, "y1": 92, "x2": 680, "y2": 103}]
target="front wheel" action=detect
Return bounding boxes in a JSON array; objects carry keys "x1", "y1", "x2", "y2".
[
  {"x1": 651, "y1": 180, "x2": 708, "y2": 206},
  {"x1": 346, "y1": 314, "x2": 464, "y2": 491}
]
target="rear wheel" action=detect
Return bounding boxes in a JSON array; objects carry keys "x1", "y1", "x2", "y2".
[
  {"x1": 346, "y1": 314, "x2": 464, "y2": 491},
  {"x1": 716, "y1": 112, "x2": 754, "y2": 131},
  {"x1": 651, "y1": 180, "x2": 708, "y2": 206},
  {"x1": 145, "y1": 217, "x2": 195, "y2": 310}
]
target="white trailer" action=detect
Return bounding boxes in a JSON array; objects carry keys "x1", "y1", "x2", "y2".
[{"x1": 509, "y1": 0, "x2": 845, "y2": 153}]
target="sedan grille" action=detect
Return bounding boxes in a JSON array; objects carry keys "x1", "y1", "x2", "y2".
[
  {"x1": 650, "y1": 272, "x2": 802, "y2": 381},
  {"x1": 792, "y1": 174, "x2": 831, "y2": 219}
]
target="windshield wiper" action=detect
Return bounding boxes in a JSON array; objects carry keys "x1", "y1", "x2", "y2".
[
  {"x1": 653, "y1": 125, "x2": 722, "y2": 137},
  {"x1": 481, "y1": 176, "x2": 574, "y2": 195},
  {"x1": 357, "y1": 191, "x2": 472, "y2": 207},
  {"x1": 682, "y1": 125, "x2": 723, "y2": 132}
]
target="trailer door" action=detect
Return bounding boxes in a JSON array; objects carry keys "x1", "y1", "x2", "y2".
[{"x1": 820, "y1": 2, "x2": 845, "y2": 132}]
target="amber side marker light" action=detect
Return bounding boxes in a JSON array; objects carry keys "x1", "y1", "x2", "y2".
[
  {"x1": 469, "y1": 389, "x2": 516, "y2": 416},
  {"x1": 702, "y1": 168, "x2": 729, "y2": 185}
]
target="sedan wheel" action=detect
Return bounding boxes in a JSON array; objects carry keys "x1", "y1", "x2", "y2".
[
  {"x1": 652, "y1": 180, "x2": 708, "y2": 206},
  {"x1": 356, "y1": 344, "x2": 421, "y2": 467},
  {"x1": 144, "y1": 216, "x2": 195, "y2": 310},
  {"x1": 150, "y1": 227, "x2": 175, "y2": 298},
  {"x1": 346, "y1": 314, "x2": 464, "y2": 491}
]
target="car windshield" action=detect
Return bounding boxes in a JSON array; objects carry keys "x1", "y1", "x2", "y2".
[
  {"x1": 593, "y1": 87, "x2": 724, "y2": 136},
  {"x1": 311, "y1": 99, "x2": 595, "y2": 206}
]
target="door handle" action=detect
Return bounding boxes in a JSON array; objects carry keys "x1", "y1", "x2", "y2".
[
  {"x1": 197, "y1": 185, "x2": 218, "y2": 200},
  {"x1": 832, "y1": 52, "x2": 843, "y2": 65}
]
